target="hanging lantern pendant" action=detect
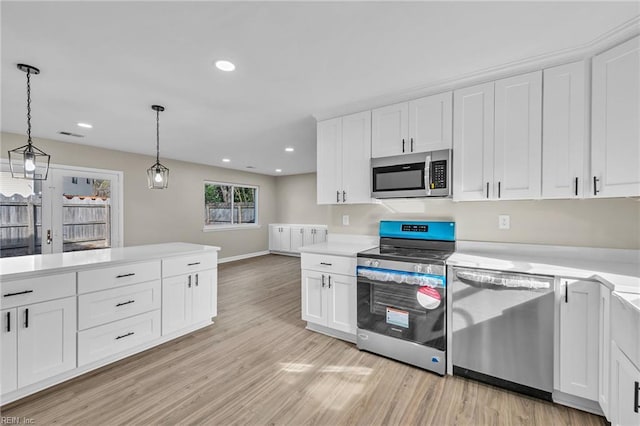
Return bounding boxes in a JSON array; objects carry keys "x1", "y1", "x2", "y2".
[
  {"x1": 147, "y1": 105, "x2": 169, "y2": 189},
  {"x1": 8, "y1": 64, "x2": 51, "y2": 180}
]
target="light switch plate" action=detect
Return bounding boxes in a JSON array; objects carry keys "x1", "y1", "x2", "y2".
[
  {"x1": 342, "y1": 215, "x2": 350, "y2": 226},
  {"x1": 498, "y1": 215, "x2": 510, "y2": 230}
]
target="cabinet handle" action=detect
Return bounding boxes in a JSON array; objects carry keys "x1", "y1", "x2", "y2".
[
  {"x1": 565, "y1": 282, "x2": 568, "y2": 303},
  {"x1": 116, "y1": 300, "x2": 135, "y2": 307},
  {"x1": 574, "y1": 177, "x2": 578, "y2": 197},
  {"x1": 6, "y1": 311, "x2": 10, "y2": 333},
  {"x1": 24, "y1": 308, "x2": 29, "y2": 328},
  {"x1": 328, "y1": 275, "x2": 332, "y2": 289},
  {"x1": 410, "y1": 138, "x2": 414, "y2": 152},
  {"x1": 188, "y1": 275, "x2": 192, "y2": 288},
  {"x1": 634, "y1": 381, "x2": 639, "y2": 413},
  {"x1": 486, "y1": 182, "x2": 490, "y2": 199},
  {"x1": 337, "y1": 191, "x2": 340, "y2": 203},
  {"x1": 320, "y1": 262, "x2": 332, "y2": 266},
  {"x1": 593, "y1": 176, "x2": 600, "y2": 196},
  {"x1": 402, "y1": 139, "x2": 405, "y2": 153},
  {"x1": 115, "y1": 331, "x2": 134, "y2": 340},
  {"x1": 321, "y1": 274, "x2": 325, "y2": 288},
  {"x1": 116, "y1": 273, "x2": 135, "y2": 279},
  {"x1": 498, "y1": 181, "x2": 501, "y2": 198},
  {"x1": 187, "y1": 262, "x2": 201, "y2": 266},
  {"x1": 3, "y1": 290, "x2": 34, "y2": 297},
  {"x1": 46, "y1": 229, "x2": 52, "y2": 245},
  {"x1": 342, "y1": 191, "x2": 346, "y2": 203},
  {"x1": 195, "y1": 273, "x2": 199, "y2": 287},
  {"x1": 300, "y1": 228, "x2": 304, "y2": 234}
]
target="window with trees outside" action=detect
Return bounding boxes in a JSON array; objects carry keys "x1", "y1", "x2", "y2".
[{"x1": 204, "y1": 182, "x2": 258, "y2": 229}]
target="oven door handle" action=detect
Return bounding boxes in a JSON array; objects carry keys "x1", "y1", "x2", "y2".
[{"x1": 424, "y1": 154, "x2": 432, "y2": 196}]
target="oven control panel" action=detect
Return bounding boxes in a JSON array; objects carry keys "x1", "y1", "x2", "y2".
[{"x1": 401, "y1": 224, "x2": 428, "y2": 232}]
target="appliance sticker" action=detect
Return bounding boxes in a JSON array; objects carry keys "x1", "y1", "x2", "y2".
[
  {"x1": 386, "y1": 307, "x2": 409, "y2": 328},
  {"x1": 417, "y1": 286, "x2": 441, "y2": 310}
]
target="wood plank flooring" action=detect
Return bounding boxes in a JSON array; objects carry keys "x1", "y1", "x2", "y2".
[{"x1": 1, "y1": 254, "x2": 605, "y2": 425}]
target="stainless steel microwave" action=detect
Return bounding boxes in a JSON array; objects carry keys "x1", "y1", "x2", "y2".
[{"x1": 371, "y1": 149, "x2": 452, "y2": 198}]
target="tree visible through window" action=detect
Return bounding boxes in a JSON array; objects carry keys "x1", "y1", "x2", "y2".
[{"x1": 204, "y1": 182, "x2": 257, "y2": 227}]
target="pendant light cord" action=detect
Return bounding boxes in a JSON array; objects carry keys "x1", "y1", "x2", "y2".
[
  {"x1": 156, "y1": 108, "x2": 160, "y2": 164},
  {"x1": 26, "y1": 69, "x2": 32, "y2": 144}
]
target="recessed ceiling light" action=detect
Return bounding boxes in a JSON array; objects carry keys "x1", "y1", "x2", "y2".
[
  {"x1": 77, "y1": 122, "x2": 93, "y2": 129},
  {"x1": 275, "y1": 169, "x2": 282, "y2": 173},
  {"x1": 215, "y1": 60, "x2": 235, "y2": 72},
  {"x1": 285, "y1": 147, "x2": 294, "y2": 152},
  {"x1": 222, "y1": 158, "x2": 230, "y2": 162}
]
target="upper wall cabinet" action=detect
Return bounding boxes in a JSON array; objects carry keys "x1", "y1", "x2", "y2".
[
  {"x1": 592, "y1": 35, "x2": 640, "y2": 198},
  {"x1": 317, "y1": 111, "x2": 372, "y2": 205},
  {"x1": 371, "y1": 92, "x2": 452, "y2": 158},
  {"x1": 542, "y1": 62, "x2": 588, "y2": 199},
  {"x1": 453, "y1": 71, "x2": 542, "y2": 201}
]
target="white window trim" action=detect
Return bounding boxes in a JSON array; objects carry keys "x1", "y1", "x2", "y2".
[{"x1": 203, "y1": 180, "x2": 259, "y2": 231}]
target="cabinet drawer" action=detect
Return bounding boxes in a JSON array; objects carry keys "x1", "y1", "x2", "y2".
[
  {"x1": 611, "y1": 293, "x2": 640, "y2": 368},
  {"x1": 162, "y1": 253, "x2": 217, "y2": 278},
  {"x1": 78, "y1": 260, "x2": 161, "y2": 294},
  {"x1": 78, "y1": 280, "x2": 161, "y2": 330},
  {"x1": 78, "y1": 310, "x2": 161, "y2": 366},
  {"x1": 1, "y1": 273, "x2": 75, "y2": 309},
  {"x1": 301, "y1": 253, "x2": 356, "y2": 276}
]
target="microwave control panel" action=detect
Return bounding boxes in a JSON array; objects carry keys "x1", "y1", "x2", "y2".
[{"x1": 430, "y1": 160, "x2": 447, "y2": 189}]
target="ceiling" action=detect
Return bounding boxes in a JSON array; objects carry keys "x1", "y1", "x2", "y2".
[{"x1": 2, "y1": 2, "x2": 638, "y2": 176}]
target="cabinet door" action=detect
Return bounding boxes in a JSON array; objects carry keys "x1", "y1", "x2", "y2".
[
  {"x1": 1, "y1": 308, "x2": 18, "y2": 394},
  {"x1": 372, "y1": 102, "x2": 409, "y2": 158},
  {"x1": 314, "y1": 227, "x2": 328, "y2": 244},
  {"x1": 559, "y1": 279, "x2": 599, "y2": 400},
  {"x1": 303, "y1": 227, "x2": 315, "y2": 247},
  {"x1": 301, "y1": 269, "x2": 326, "y2": 326},
  {"x1": 326, "y1": 274, "x2": 356, "y2": 334},
  {"x1": 494, "y1": 71, "x2": 542, "y2": 200},
  {"x1": 611, "y1": 342, "x2": 640, "y2": 426},
  {"x1": 268, "y1": 225, "x2": 280, "y2": 251},
  {"x1": 290, "y1": 226, "x2": 305, "y2": 252},
  {"x1": 17, "y1": 297, "x2": 76, "y2": 388},
  {"x1": 409, "y1": 92, "x2": 453, "y2": 153},
  {"x1": 317, "y1": 118, "x2": 342, "y2": 204},
  {"x1": 592, "y1": 35, "x2": 640, "y2": 198},
  {"x1": 543, "y1": 61, "x2": 587, "y2": 198},
  {"x1": 453, "y1": 82, "x2": 495, "y2": 201},
  {"x1": 342, "y1": 111, "x2": 372, "y2": 204},
  {"x1": 192, "y1": 270, "x2": 214, "y2": 324},
  {"x1": 599, "y1": 285, "x2": 611, "y2": 418},
  {"x1": 279, "y1": 226, "x2": 291, "y2": 252},
  {"x1": 162, "y1": 275, "x2": 192, "y2": 335}
]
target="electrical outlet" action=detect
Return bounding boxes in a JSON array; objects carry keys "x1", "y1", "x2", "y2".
[
  {"x1": 498, "y1": 215, "x2": 510, "y2": 230},
  {"x1": 342, "y1": 215, "x2": 350, "y2": 226}
]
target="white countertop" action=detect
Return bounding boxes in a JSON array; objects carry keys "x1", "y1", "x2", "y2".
[
  {"x1": 448, "y1": 241, "x2": 640, "y2": 294},
  {"x1": 299, "y1": 234, "x2": 377, "y2": 257},
  {"x1": 0, "y1": 243, "x2": 220, "y2": 280}
]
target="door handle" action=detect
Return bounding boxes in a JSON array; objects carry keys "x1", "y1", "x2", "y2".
[
  {"x1": 336, "y1": 190, "x2": 340, "y2": 203},
  {"x1": 498, "y1": 181, "x2": 501, "y2": 198},
  {"x1": 6, "y1": 311, "x2": 10, "y2": 332},
  {"x1": 593, "y1": 176, "x2": 600, "y2": 196},
  {"x1": 634, "y1": 381, "x2": 639, "y2": 413},
  {"x1": 486, "y1": 182, "x2": 490, "y2": 199},
  {"x1": 342, "y1": 191, "x2": 346, "y2": 203},
  {"x1": 46, "y1": 229, "x2": 52, "y2": 245},
  {"x1": 24, "y1": 308, "x2": 29, "y2": 328},
  {"x1": 410, "y1": 137, "x2": 414, "y2": 152},
  {"x1": 188, "y1": 275, "x2": 192, "y2": 288},
  {"x1": 321, "y1": 274, "x2": 325, "y2": 288},
  {"x1": 328, "y1": 275, "x2": 332, "y2": 289},
  {"x1": 565, "y1": 282, "x2": 568, "y2": 303},
  {"x1": 574, "y1": 177, "x2": 578, "y2": 197},
  {"x1": 195, "y1": 273, "x2": 199, "y2": 287},
  {"x1": 402, "y1": 139, "x2": 405, "y2": 153}
]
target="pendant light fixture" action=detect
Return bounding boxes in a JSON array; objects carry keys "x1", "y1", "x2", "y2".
[
  {"x1": 8, "y1": 64, "x2": 51, "y2": 180},
  {"x1": 146, "y1": 105, "x2": 169, "y2": 189}
]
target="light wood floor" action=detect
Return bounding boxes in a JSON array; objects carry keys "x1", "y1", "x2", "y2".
[{"x1": 2, "y1": 254, "x2": 605, "y2": 425}]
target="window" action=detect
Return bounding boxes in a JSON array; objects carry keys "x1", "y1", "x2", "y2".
[{"x1": 204, "y1": 182, "x2": 258, "y2": 230}]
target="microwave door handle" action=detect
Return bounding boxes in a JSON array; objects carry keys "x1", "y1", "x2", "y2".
[{"x1": 424, "y1": 154, "x2": 432, "y2": 195}]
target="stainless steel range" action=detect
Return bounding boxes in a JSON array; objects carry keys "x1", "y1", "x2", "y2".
[{"x1": 356, "y1": 220, "x2": 455, "y2": 375}]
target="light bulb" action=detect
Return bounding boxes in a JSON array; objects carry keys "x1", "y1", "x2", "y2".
[
  {"x1": 24, "y1": 153, "x2": 36, "y2": 172},
  {"x1": 154, "y1": 171, "x2": 163, "y2": 183}
]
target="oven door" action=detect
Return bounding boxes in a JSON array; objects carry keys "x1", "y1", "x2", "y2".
[{"x1": 356, "y1": 266, "x2": 446, "y2": 350}]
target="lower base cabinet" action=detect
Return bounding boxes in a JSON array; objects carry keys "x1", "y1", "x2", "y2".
[
  {"x1": 162, "y1": 268, "x2": 216, "y2": 335},
  {"x1": 610, "y1": 342, "x2": 640, "y2": 426}
]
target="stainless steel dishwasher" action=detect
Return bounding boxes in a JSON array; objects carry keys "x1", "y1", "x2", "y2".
[{"x1": 450, "y1": 267, "x2": 555, "y2": 401}]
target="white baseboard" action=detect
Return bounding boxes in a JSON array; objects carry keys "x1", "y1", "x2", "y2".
[{"x1": 218, "y1": 250, "x2": 270, "y2": 264}]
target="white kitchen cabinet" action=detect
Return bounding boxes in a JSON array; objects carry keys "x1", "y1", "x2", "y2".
[
  {"x1": 162, "y1": 270, "x2": 214, "y2": 335},
  {"x1": 611, "y1": 341, "x2": 640, "y2": 426},
  {"x1": 301, "y1": 270, "x2": 325, "y2": 325},
  {"x1": 494, "y1": 70, "x2": 542, "y2": 200},
  {"x1": 317, "y1": 111, "x2": 372, "y2": 205},
  {"x1": 599, "y1": 285, "x2": 611, "y2": 418},
  {"x1": 269, "y1": 225, "x2": 291, "y2": 252},
  {"x1": 303, "y1": 226, "x2": 327, "y2": 247},
  {"x1": 301, "y1": 270, "x2": 356, "y2": 335},
  {"x1": 592, "y1": 35, "x2": 640, "y2": 198},
  {"x1": 372, "y1": 93, "x2": 452, "y2": 158},
  {"x1": 1, "y1": 308, "x2": 18, "y2": 394},
  {"x1": 453, "y1": 82, "x2": 495, "y2": 201},
  {"x1": 558, "y1": 279, "x2": 599, "y2": 401},
  {"x1": 290, "y1": 226, "x2": 305, "y2": 252},
  {"x1": 542, "y1": 61, "x2": 588, "y2": 198},
  {"x1": 17, "y1": 297, "x2": 77, "y2": 388}
]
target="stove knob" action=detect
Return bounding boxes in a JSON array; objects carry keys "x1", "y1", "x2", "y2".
[
  {"x1": 372, "y1": 260, "x2": 380, "y2": 268},
  {"x1": 414, "y1": 264, "x2": 423, "y2": 273},
  {"x1": 364, "y1": 260, "x2": 372, "y2": 267}
]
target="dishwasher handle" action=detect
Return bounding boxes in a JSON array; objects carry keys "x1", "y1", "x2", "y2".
[{"x1": 455, "y1": 269, "x2": 552, "y2": 291}]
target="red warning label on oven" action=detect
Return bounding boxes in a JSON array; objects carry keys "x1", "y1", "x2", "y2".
[{"x1": 417, "y1": 286, "x2": 441, "y2": 310}]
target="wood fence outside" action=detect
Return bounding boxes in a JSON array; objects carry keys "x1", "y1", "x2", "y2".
[{"x1": 205, "y1": 202, "x2": 256, "y2": 225}]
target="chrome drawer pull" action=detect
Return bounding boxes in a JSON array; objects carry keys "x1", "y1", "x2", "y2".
[
  {"x1": 116, "y1": 300, "x2": 135, "y2": 307},
  {"x1": 116, "y1": 273, "x2": 135, "y2": 279},
  {"x1": 115, "y1": 331, "x2": 134, "y2": 340},
  {"x1": 3, "y1": 290, "x2": 34, "y2": 297}
]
